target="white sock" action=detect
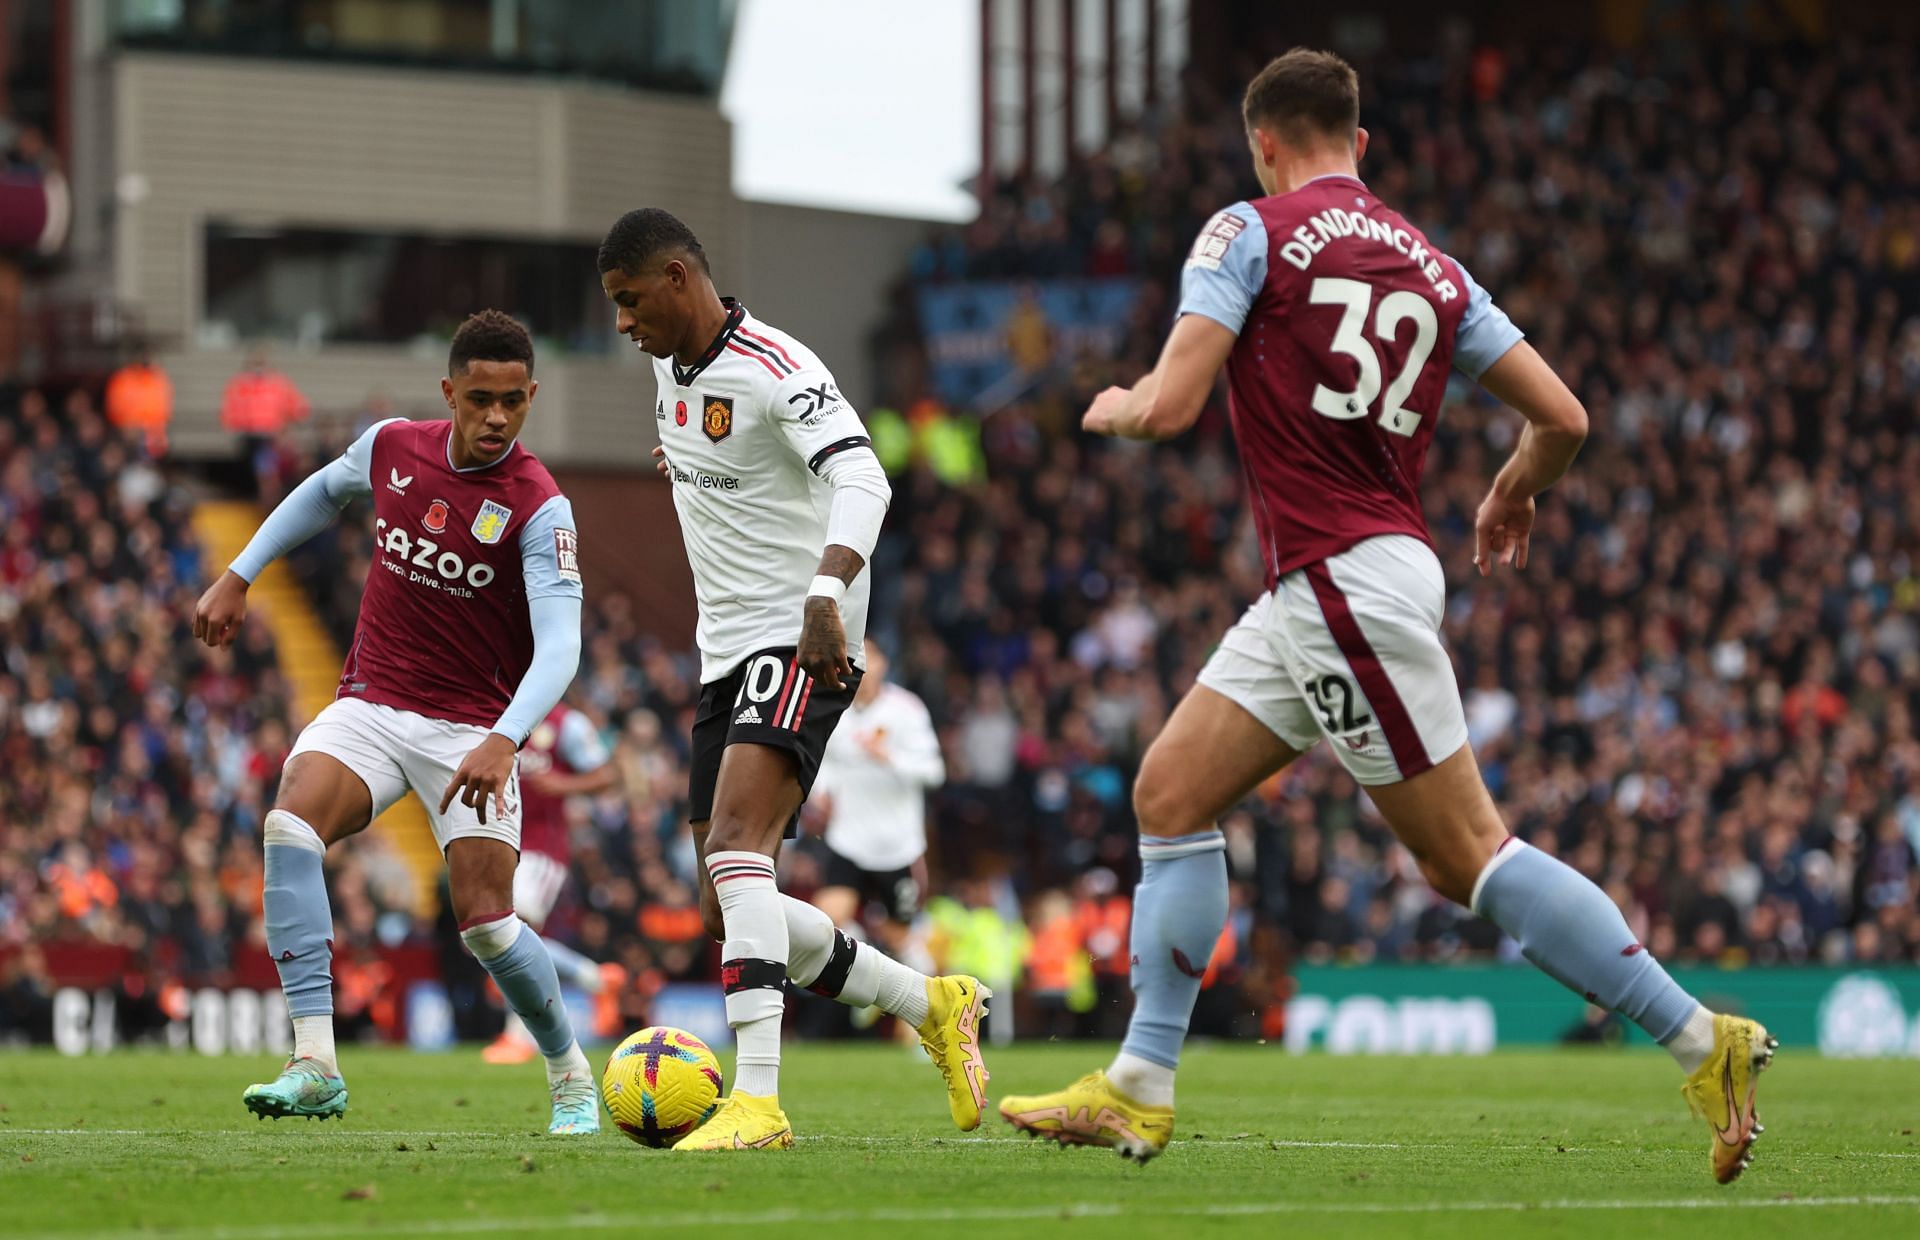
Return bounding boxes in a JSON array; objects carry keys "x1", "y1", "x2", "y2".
[
  {"x1": 862, "y1": 946, "x2": 932, "y2": 1028},
  {"x1": 708, "y1": 850, "x2": 787, "y2": 1098},
  {"x1": 545, "y1": 1039, "x2": 592, "y2": 1089},
  {"x1": 1107, "y1": 1050, "x2": 1175, "y2": 1108},
  {"x1": 783, "y1": 904, "x2": 931, "y2": 1026},
  {"x1": 292, "y1": 1015, "x2": 337, "y2": 1074},
  {"x1": 733, "y1": 1040, "x2": 780, "y2": 1096},
  {"x1": 1665, "y1": 1004, "x2": 1716, "y2": 1075},
  {"x1": 781, "y1": 895, "x2": 839, "y2": 988}
]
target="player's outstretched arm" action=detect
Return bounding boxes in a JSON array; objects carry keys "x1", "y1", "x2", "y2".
[
  {"x1": 798, "y1": 447, "x2": 887, "y2": 691},
  {"x1": 442, "y1": 498, "x2": 584, "y2": 824},
  {"x1": 774, "y1": 364, "x2": 892, "y2": 692},
  {"x1": 438, "y1": 595, "x2": 582, "y2": 823},
  {"x1": 1471, "y1": 341, "x2": 1589, "y2": 576},
  {"x1": 802, "y1": 445, "x2": 891, "y2": 691},
  {"x1": 191, "y1": 420, "x2": 394, "y2": 648},
  {"x1": 1084, "y1": 202, "x2": 1260, "y2": 442},
  {"x1": 1082, "y1": 314, "x2": 1237, "y2": 442}
]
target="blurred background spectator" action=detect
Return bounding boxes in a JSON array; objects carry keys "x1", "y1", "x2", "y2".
[
  {"x1": 218, "y1": 349, "x2": 310, "y2": 499},
  {"x1": 0, "y1": 382, "x2": 413, "y2": 1043},
  {"x1": 105, "y1": 349, "x2": 174, "y2": 459},
  {"x1": 6, "y1": 33, "x2": 1920, "y2": 1047}
]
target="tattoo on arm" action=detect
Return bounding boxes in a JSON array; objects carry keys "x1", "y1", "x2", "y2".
[{"x1": 815, "y1": 544, "x2": 864, "y2": 585}]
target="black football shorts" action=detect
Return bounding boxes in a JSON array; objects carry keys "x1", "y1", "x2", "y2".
[
  {"x1": 821, "y1": 845, "x2": 923, "y2": 923},
  {"x1": 689, "y1": 645, "x2": 862, "y2": 827}
]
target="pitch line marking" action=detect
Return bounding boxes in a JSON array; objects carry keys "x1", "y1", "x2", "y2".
[
  {"x1": 7, "y1": 1130, "x2": 1918, "y2": 1159},
  {"x1": 9, "y1": 1194, "x2": 1920, "y2": 1240}
]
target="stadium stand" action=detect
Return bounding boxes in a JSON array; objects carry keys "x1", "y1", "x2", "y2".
[
  {"x1": 0, "y1": 386, "x2": 418, "y2": 1043},
  {"x1": 6, "y1": 38, "x2": 1919, "y2": 1046},
  {"x1": 878, "y1": 39, "x2": 1920, "y2": 987}
]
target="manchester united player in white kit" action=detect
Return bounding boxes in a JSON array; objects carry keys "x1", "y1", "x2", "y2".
[
  {"x1": 811, "y1": 638, "x2": 946, "y2": 939},
  {"x1": 193, "y1": 311, "x2": 601, "y2": 1135},
  {"x1": 1000, "y1": 51, "x2": 1775, "y2": 1183},
  {"x1": 598, "y1": 208, "x2": 988, "y2": 1151}
]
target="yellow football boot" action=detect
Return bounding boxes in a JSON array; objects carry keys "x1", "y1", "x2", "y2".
[
  {"x1": 999, "y1": 1071, "x2": 1173, "y2": 1163},
  {"x1": 1679, "y1": 1013, "x2": 1777, "y2": 1184},
  {"x1": 670, "y1": 1092, "x2": 794, "y2": 1152},
  {"x1": 915, "y1": 975, "x2": 992, "y2": 1130}
]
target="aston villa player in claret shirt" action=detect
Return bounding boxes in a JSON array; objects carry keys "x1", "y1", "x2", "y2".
[
  {"x1": 192, "y1": 311, "x2": 601, "y2": 1135},
  {"x1": 998, "y1": 50, "x2": 1775, "y2": 1184}
]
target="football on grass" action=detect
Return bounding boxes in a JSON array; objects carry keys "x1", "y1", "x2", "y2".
[{"x1": 602, "y1": 1026, "x2": 724, "y2": 1147}]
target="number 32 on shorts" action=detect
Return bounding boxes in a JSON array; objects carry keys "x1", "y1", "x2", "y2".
[{"x1": 1307, "y1": 672, "x2": 1372, "y2": 735}]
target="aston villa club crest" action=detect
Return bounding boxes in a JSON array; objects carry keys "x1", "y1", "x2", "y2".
[
  {"x1": 702, "y1": 395, "x2": 733, "y2": 443},
  {"x1": 471, "y1": 499, "x2": 513, "y2": 544},
  {"x1": 422, "y1": 498, "x2": 450, "y2": 534}
]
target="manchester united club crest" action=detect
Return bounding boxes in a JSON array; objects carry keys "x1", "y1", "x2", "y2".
[
  {"x1": 702, "y1": 395, "x2": 733, "y2": 443},
  {"x1": 422, "y1": 498, "x2": 450, "y2": 534},
  {"x1": 471, "y1": 499, "x2": 513, "y2": 544}
]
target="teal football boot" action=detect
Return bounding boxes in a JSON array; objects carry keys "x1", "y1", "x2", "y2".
[
  {"x1": 548, "y1": 1070, "x2": 601, "y2": 1135},
  {"x1": 243, "y1": 1057, "x2": 348, "y2": 1121}
]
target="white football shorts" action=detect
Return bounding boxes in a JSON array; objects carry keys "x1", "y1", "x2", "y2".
[
  {"x1": 1197, "y1": 534, "x2": 1468, "y2": 785},
  {"x1": 512, "y1": 851, "x2": 570, "y2": 929},
  {"x1": 287, "y1": 696, "x2": 521, "y2": 850}
]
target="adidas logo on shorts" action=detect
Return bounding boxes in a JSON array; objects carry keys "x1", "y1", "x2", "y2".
[{"x1": 735, "y1": 704, "x2": 762, "y2": 725}]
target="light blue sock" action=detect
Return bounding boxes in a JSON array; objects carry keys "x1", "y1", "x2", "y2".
[
  {"x1": 263, "y1": 810, "x2": 334, "y2": 1019},
  {"x1": 1117, "y1": 830, "x2": 1229, "y2": 1071},
  {"x1": 1473, "y1": 840, "x2": 1699, "y2": 1043},
  {"x1": 463, "y1": 914, "x2": 578, "y2": 1061},
  {"x1": 541, "y1": 936, "x2": 604, "y2": 993}
]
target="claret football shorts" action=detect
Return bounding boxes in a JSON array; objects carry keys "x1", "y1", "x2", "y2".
[
  {"x1": 287, "y1": 696, "x2": 523, "y2": 850},
  {"x1": 1197, "y1": 533, "x2": 1469, "y2": 786}
]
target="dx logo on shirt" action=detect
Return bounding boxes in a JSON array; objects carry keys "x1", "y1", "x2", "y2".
[{"x1": 786, "y1": 382, "x2": 842, "y2": 418}]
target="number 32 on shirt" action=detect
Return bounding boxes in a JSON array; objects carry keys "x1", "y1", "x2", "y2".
[{"x1": 1308, "y1": 276, "x2": 1438, "y2": 438}]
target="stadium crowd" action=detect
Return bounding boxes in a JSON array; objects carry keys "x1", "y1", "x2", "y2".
[
  {"x1": 0, "y1": 384, "x2": 419, "y2": 1042},
  {"x1": 878, "y1": 36, "x2": 1920, "y2": 987},
  {"x1": 7, "y1": 37, "x2": 1920, "y2": 1045}
]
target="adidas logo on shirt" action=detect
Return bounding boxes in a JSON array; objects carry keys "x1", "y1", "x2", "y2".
[{"x1": 735, "y1": 705, "x2": 762, "y2": 725}]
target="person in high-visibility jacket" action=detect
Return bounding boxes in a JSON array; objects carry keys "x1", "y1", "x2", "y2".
[
  {"x1": 220, "y1": 348, "x2": 310, "y2": 435},
  {"x1": 105, "y1": 349, "x2": 173, "y2": 457},
  {"x1": 219, "y1": 348, "x2": 310, "y2": 494}
]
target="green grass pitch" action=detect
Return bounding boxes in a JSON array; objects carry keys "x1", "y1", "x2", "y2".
[{"x1": 2, "y1": 1043, "x2": 1917, "y2": 1239}]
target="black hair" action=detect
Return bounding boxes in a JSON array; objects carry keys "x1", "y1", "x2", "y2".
[
  {"x1": 597, "y1": 207, "x2": 710, "y2": 276},
  {"x1": 448, "y1": 309, "x2": 534, "y2": 377}
]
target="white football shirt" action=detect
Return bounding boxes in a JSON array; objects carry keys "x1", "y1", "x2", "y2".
[
  {"x1": 813, "y1": 682, "x2": 945, "y2": 872},
  {"x1": 651, "y1": 300, "x2": 875, "y2": 683}
]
